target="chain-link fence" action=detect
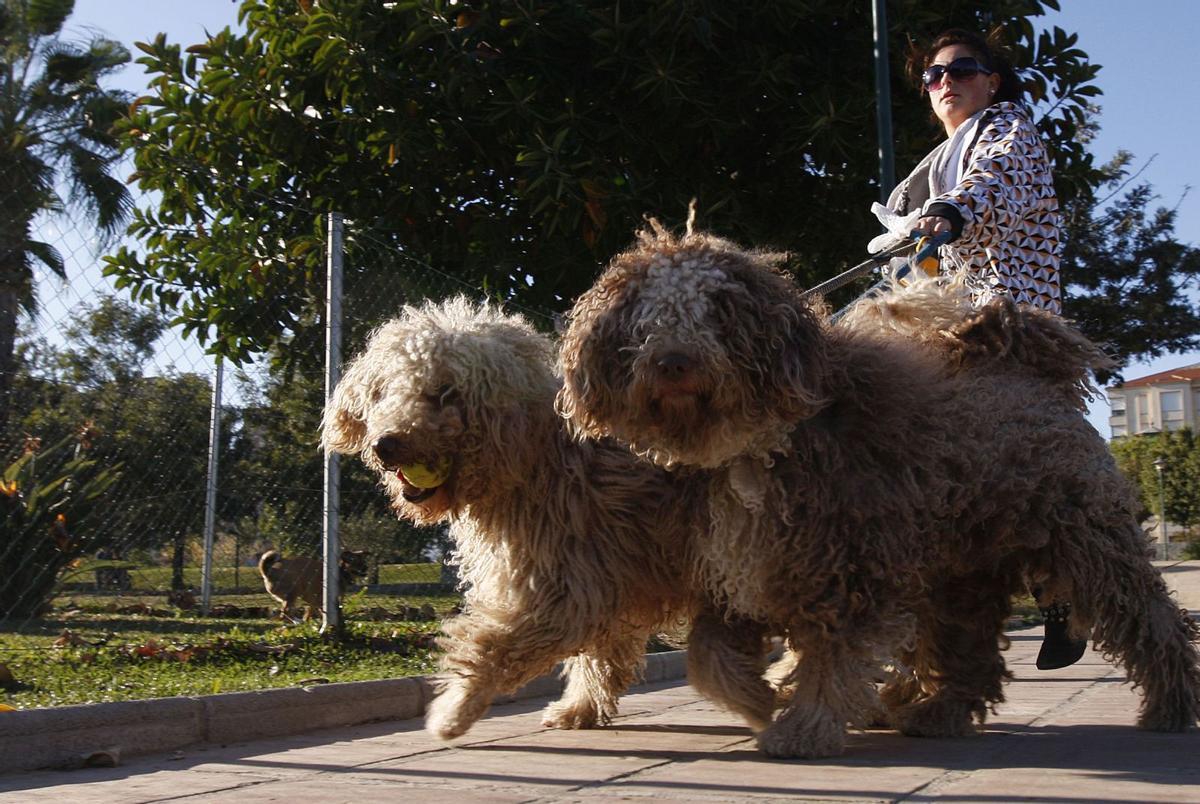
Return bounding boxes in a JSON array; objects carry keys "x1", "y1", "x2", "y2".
[{"x1": 0, "y1": 155, "x2": 559, "y2": 708}]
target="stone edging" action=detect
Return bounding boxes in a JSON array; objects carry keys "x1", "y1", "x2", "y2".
[{"x1": 0, "y1": 650, "x2": 687, "y2": 774}]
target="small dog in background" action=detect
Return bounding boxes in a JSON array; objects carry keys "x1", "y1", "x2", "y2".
[{"x1": 258, "y1": 548, "x2": 370, "y2": 621}]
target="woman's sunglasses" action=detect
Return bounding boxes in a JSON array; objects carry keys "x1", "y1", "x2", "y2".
[{"x1": 922, "y1": 57, "x2": 992, "y2": 91}]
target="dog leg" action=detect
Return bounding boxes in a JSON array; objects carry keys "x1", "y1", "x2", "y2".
[
  {"x1": 428, "y1": 609, "x2": 584, "y2": 740},
  {"x1": 757, "y1": 639, "x2": 876, "y2": 759},
  {"x1": 889, "y1": 575, "x2": 1012, "y2": 739},
  {"x1": 542, "y1": 632, "x2": 647, "y2": 729},
  {"x1": 686, "y1": 607, "x2": 774, "y2": 732},
  {"x1": 1074, "y1": 536, "x2": 1200, "y2": 732}
]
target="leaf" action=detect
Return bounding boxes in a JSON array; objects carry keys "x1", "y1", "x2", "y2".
[
  {"x1": 27, "y1": 0, "x2": 73, "y2": 36},
  {"x1": 52, "y1": 629, "x2": 87, "y2": 648}
]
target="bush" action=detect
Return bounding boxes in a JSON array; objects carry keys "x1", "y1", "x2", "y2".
[
  {"x1": 1183, "y1": 539, "x2": 1200, "y2": 561},
  {"x1": 0, "y1": 433, "x2": 121, "y2": 620}
]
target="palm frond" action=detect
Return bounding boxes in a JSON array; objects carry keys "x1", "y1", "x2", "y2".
[
  {"x1": 25, "y1": 239, "x2": 65, "y2": 280},
  {"x1": 27, "y1": 0, "x2": 74, "y2": 38}
]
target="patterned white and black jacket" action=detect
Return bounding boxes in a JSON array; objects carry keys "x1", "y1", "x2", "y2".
[{"x1": 886, "y1": 101, "x2": 1063, "y2": 313}]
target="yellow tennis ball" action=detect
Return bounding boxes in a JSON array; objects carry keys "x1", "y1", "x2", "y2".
[{"x1": 400, "y1": 457, "x2": 451, "y2": 488}]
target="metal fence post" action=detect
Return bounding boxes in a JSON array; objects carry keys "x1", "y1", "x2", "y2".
[
  {"x1": 1154, "y1": 456, "x2": 1168, "y2": 561},
  {"x1": 872, "y1": 0, "x2": 895, "y2": 202},
  {"x1": 323, "y1": 212, "x2": 344, "y2": 634},
  {"x1": 200, "y1": 357, "x2": 223, "y2": 614}
]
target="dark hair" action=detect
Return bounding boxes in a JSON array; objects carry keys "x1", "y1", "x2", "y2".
[{"x1": 906, "y1": 27, "x2": 1023, "y2": 105}]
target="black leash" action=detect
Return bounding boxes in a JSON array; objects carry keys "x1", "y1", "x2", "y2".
[{"x1": 800, "y1": 238, "x2": 916, "y2": 301}]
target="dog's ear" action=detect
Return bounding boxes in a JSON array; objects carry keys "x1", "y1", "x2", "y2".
[
  {"x1": 557, "y1": 271, "x2": 638, "y2": 439},
  {"x1": 321, "y1": 362, "x2": 371, "y2": 455},
  {"x1": 720, "y1": 257, "x2": 831, "y2": 422}
]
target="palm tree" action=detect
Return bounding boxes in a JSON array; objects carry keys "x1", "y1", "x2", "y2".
[{"x1": 0, "y1": 0, "x2": 132, "y2": 450}]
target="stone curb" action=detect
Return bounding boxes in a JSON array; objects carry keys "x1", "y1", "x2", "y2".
[{"x1": 0, "y1": 650, "x2": 687, "y2": 774}]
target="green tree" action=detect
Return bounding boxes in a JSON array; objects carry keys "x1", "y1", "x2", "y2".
[
  {"x1": 106, "y1": 0, "x2": 1115, "y2": 365},
  {"x1": 0, "y1": 0, "x2": 132, "y2": 445},
  {"x1": 1110, "y1": 429, "x2": 1200, "y2": 530},
  {"x1": 1062, "y1": 153, "x2": 1200, "y2": 381},
  {"x1": 13, "y1": 296, "x2": 215, "y2": 581},
  {"x1": 222, "y1": 365, "x2": 327, "y2": 557}
]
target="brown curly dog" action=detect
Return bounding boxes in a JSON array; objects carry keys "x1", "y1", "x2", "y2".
[{"x1": 557, "y1": 226, "x2": 1200, "y2": 758}]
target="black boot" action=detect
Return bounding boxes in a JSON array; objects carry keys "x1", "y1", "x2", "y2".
[{"x1": 1036, "y1": 601, "x2": 1087, "y2": 670}]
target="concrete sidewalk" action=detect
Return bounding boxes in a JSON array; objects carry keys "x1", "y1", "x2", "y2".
[{"x1": 3, "y1": 562, "x2": 1199, "y2": 803}]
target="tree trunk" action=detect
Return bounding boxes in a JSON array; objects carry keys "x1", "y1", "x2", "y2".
[{"x1": 0, "y1": 278, "x2": 20, "y2": 455}]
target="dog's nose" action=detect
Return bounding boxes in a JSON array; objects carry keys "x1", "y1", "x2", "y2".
[
  {"x1": 373, "y1": 435, "x2": 404, "y2": 468},
  {"x1": 655, "y1": 351, "x2": 695, "y2": 382}
]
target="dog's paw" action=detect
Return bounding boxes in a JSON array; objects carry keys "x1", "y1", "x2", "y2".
[
  {"x1": 1136, "y1": 699, "x2": 1197, "y2": 733},
  {"x1": 890, "y1": 695, "x2": 978, "y2": 738},
  {"x1": 756, "y1": 717, "x2": 845, "y2": 759},
  {"x1": 541, "y1": 699, "x2": 607, "y2": 730},
  {"x1": 425, "y1": 684, "x2": 488, "y2": 741},
  {"x1": 756, "y1": 701, "x2": 846, "y2": 759}
]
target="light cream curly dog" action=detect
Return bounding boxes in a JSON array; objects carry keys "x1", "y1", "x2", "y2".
[
  {"x1": 322, "y1": 297, "x2": 708, "y2": 741},
  {"x1": 558, "y1": 226, "x2": 1200, "y2": 758}
]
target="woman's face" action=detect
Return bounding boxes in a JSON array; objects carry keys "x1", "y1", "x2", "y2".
[{"x1": 926, "y1": 44, "x2": 1001, "y2": 135}]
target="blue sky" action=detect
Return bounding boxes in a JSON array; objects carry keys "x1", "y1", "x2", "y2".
[{"x1": 59, "y1": 0, "x2": 1200, "y2": 436}]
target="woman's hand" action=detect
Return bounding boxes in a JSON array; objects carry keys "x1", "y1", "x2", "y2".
[{"x1": 913, "y1": 215, "x2": 953, "y2": 237}]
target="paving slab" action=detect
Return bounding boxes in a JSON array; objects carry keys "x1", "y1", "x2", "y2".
[{"x1": 2, "y1": 561, "x2": 1198, "y2": 803}]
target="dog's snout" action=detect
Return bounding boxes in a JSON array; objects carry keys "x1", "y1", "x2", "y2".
[
  {"x1": 373, "y1": 435, "x2": 405, "y2": 468},
  {"x1": 655, "y1": 351, "x2": 695, "y2": 381}
]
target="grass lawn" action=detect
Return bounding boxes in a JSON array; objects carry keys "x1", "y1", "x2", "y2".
[
  {"x1": 58, "y1": 560, "x2": 443, "y2": 593},
  {"x1": 0, "y1": 585, "x2": 459, "y2": 709}
]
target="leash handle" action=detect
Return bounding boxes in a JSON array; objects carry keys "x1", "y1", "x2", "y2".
[
  {"x1": 828, "y1": 230, "x2": 955, "y2": 322},
  {"x1": 892, "y1": 230, "x2": 953, "y2": 285}
]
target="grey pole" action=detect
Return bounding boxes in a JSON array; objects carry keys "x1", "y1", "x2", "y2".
[
  {"x1": 1154, "y1": 456, "x2": 1168, "y2": 561},
  {"x1": 872, "y1": 0, "x2": 896, "y2": 202},
  {"x1": 322, "y1": 212, "x2": 344, "y2": 634},
  {"x1": 200, "y1": 357, "x2": 223, "y2": 615}
]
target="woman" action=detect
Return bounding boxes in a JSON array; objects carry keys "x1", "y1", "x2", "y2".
[
  {"x1": 870, "y1": 28, "x2": 1082, "y2": 669},
  {"x1": 871, "y1": 28, "x2": 1061, "y2": 314}
]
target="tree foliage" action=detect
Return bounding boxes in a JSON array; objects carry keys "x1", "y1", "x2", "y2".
[
  {"x1": 13, "y1": 296, "x2": 213, "y2": 560},
  {"x1": 12, "y1": 293, "x2": 440, "y2": 585},
  {"x1": 106, "y1": 0, "x2": 1116, "y2": 365},
  {"x1": 0, "y1": 0, "x2": 132, "y2": 444},
  {"x1": 1110, "y1": 429, "x2": 1200, "y2": 529},
  {"x1": 1062, "y1": 154, "x2": 1200, "y2": 381}
]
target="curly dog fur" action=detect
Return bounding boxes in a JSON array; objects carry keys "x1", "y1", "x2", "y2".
[
  {"x1": 322, "y1": 297, "x2": 709, "y2": 741},
  {"x1": 558, "y1": 227, "x2": 1200, "y2": 758}
]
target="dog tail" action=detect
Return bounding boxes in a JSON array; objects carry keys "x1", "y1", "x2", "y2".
[{"x1": 258, "y1": 550, "x2": 280, "y2": 578}]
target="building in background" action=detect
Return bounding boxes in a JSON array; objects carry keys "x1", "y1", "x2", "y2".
[{"x1": 1107, "y1": 363, "x2": 1200, "y2": 438}]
